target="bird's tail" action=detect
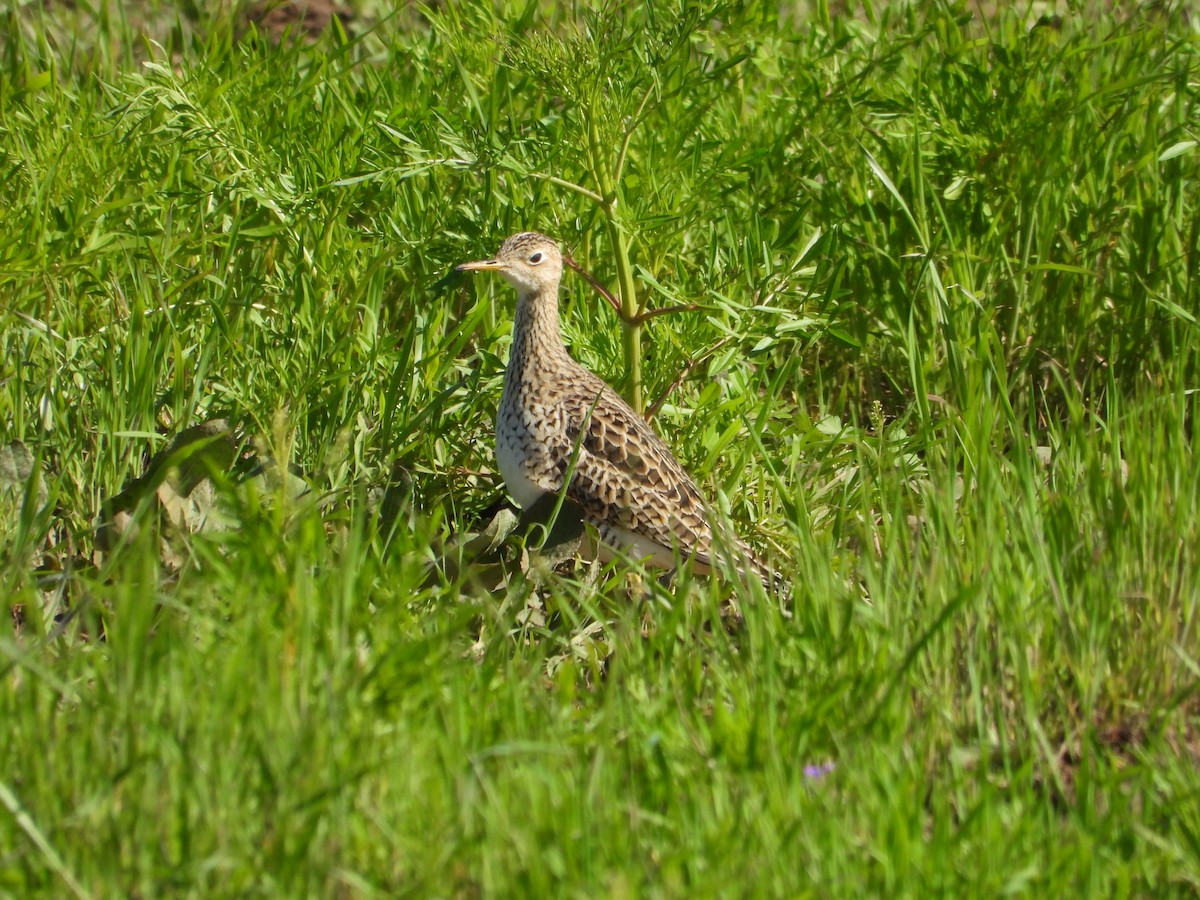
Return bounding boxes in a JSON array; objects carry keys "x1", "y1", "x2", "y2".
[
  {"x1": 710, "y1": 518, "x2": 790, "y2": 601},
  {"x1": 738, "y1": 540, "x2": 791, "y2": 601}
]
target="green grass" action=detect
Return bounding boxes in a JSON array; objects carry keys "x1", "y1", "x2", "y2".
[{"x1": 2, "y1": 0, "x2": 1199, "y2": 895}]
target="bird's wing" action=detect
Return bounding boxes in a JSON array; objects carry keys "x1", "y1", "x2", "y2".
[
  {"x1": 551, "y1": 371, "x2": 782, "y2": 593},
  {"x1": 549, "y1": 373, "x2": 718, "y2": 569}
]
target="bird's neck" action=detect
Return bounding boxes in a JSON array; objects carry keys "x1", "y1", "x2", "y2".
[{"x1": 511, "y1": 285, "x2": 569, "y2": 371}]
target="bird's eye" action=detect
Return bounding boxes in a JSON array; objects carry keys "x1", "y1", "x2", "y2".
[{"x1": 528, "y1": 252, "x2": 543, "y2": 264}]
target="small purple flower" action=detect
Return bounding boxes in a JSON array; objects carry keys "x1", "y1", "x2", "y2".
[{"x1": 803, "y1": 761, "x2": 836, "y2": 780}]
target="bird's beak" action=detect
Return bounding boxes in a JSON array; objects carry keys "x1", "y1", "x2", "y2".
[{"x1": 456, "y1": 259, "x2": 507, "y2": 272}]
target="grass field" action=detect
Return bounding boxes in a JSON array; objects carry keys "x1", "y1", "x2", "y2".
[{"x1": 3, "y1": 0, "x2": 1199, "y2": 895}]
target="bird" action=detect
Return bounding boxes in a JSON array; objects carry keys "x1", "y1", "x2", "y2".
[{"x1": 457, "y1": 231, "x2": 781, "y2": 594}]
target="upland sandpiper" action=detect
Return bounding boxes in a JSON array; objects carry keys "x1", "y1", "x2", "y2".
[{"x1": 458, "y1": 232, "x2": 779, "y2": 593}]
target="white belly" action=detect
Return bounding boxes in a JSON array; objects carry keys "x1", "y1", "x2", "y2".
[{"x1": 496, "y1": 428, "x2": 546, "y2": 509}]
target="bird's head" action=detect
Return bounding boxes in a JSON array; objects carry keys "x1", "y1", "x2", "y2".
[{"x1": 456, "y1": 232, "x2": 563, "y2": 296}]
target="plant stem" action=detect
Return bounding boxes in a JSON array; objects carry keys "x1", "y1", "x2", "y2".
[
  {"x1": 588, "y1": 118, "x2": 644, "y2": 413},
  {"x1": 608, "y1": 218, "x2": 643, "y2": 414}
]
